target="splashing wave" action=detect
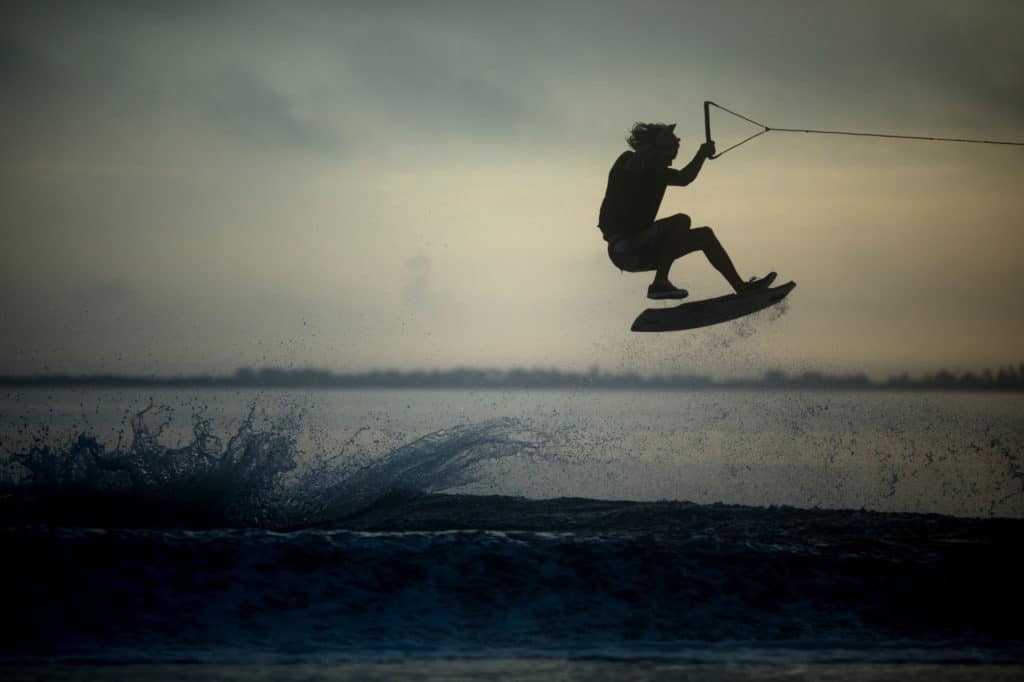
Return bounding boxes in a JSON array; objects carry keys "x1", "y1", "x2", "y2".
[{"x1": 1, "y1": 402, "x2": 546, "y2": 528}]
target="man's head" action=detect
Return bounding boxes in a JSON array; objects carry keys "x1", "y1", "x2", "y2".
[{"x1": 626, "y1": 122, "x2": 679, "y2": 165}]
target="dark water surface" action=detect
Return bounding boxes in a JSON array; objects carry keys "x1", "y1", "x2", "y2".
[
  {"x1": 5, "y1": 661, "x2": 1024, "y2": 682},
  {"x1": 2, "y1": 389, "x2": 1022, "y2": 669}
]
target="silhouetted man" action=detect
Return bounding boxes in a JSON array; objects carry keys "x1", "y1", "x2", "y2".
[{"x1": 598, "y1": 122, "x2": 775, "y2": 299}]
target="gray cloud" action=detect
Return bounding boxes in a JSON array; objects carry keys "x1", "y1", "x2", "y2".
[
  {"x1": 349, "y1": 41, "x2": 550, "y2": 138},
  {"x1": 1, "y1": 0, "x2": 563, "y2": 158},
  {"x1": 1, "y1": 2, "x2": 343, "y2": 157},
  {"x1": 330, "y1": 5, "x2": 560, "y2": 140},
  {"x1": 191, "y1": 67, "x2": 343, "y2": 154},
  {"x1": 401, "y1": 252, "x2": 452, "y2": 315},
  {"x1": 7, "y1": 1, "x2": 1018, "y2": 160}
]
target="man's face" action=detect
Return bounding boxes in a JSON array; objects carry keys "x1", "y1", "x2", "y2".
[{"x1": 654, "y1": 128, "x2": 680, "y2": 165}]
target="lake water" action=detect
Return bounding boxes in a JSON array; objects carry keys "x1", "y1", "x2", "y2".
[
  {"x1": 2, "y1": 388, "x2": 1022, "y2": 677},
  {"x1": 4, "y1": 388, "x2": 1021, "y2": 517}
]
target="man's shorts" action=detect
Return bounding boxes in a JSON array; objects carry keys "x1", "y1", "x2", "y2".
[{"x1": 607, "y1": 224, "x2": 660, "y2": 273}]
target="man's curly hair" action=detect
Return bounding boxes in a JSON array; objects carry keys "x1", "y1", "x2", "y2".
[{"x1": 626, "y1": 122, "x2": 676, "y2": 150}]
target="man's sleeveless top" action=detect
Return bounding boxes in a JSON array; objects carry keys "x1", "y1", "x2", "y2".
[{"x1": 597, "y1": 151, "x2": 670, "y2": 242}]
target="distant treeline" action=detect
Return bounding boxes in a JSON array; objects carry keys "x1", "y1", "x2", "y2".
[{"x1": 2, "y1": 365, "x2": 1023, "y2": 391}]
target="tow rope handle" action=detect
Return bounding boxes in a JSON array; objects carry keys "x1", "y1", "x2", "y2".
[
  {"x1": 704, "y1": 100, "x2": 712, "y2": 147},
  {"x1": 703, "y1": 101, "x2": 769, "y2": 159}
]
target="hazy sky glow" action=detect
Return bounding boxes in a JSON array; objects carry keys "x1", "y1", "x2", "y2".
[{"x1": 2, "y1": 0, "x2": 1022, "y2": 377}]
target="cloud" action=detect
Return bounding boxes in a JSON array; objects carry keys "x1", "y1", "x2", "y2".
[
  {"x1": 1, "y1": 1, "x2": 574, "y2": 159},
  {"x1": 402, "y1": 252, "x2": 442, "y2": 311},
  {"x1": 336, "y1": 15, "x2": 555, "y2": 139},
  {"x1": 190, "y1": 67, "x2": 343, "y2": 155},
  {"x1": 0, "y1": 2, "x2": 344, "y2": 157},
  {"x1": 11, "y1": 0, "x2": 1018, "y2": 164}
]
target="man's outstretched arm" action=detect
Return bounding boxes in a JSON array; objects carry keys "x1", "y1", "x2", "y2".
[{"x1": 667, "y1": 142, "x2": 716, "y2": 186}]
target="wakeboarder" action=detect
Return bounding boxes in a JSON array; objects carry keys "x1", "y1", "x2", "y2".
[{"x1": 598, "y1": 122, "x2": 775, "y2": 299}]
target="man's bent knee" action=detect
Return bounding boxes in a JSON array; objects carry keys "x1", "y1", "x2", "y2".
[
  {"x1": 657, "y1": 215, "x2": 691, "y2": 244},
  {"x1": 669, "y1": 213, "x2": 692, "y2": 230},
  {"x1": 692, "y1": 226, "x2": 720, "y2": 249}
]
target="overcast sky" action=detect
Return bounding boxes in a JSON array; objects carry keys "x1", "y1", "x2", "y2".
[{"x1": 2, "y1": 0, "x2": 1022, "y2": 378}]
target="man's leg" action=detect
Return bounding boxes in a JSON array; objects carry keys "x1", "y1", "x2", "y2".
[{"x1": 652, "y1": 215, "x2": 746, "y2": 292}]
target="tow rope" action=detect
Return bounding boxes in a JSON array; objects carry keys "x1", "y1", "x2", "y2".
[{"x1": 704, "y1": 101, "x2": 1024, "y2": 159}]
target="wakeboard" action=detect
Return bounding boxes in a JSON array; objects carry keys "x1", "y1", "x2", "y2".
[{"x1": 631, "y1": 281, "x2": 796, "y2": 332}]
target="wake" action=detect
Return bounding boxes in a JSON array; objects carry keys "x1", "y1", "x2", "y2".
[{"x1": 1, "y1": 402, "x2": 547, "y2": 529}]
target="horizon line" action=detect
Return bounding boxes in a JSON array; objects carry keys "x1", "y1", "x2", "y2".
[{"x1": 1, "y1": 364, "x2": 1022, "y2": 391}]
